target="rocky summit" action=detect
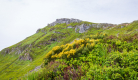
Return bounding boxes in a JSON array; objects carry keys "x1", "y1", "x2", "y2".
[
  {"x1": 46, "y1": 18, "x2": 116, "y2": 33},
  {"x1": 48, "y1": 18, "x2": 82, "y2": 26},
  {"x1": 0, "y1": 18, "x2": 138, "y2": 80}
]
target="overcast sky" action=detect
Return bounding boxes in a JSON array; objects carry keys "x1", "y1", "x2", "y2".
[{"x1": 0, "y1": 0, "x2": 138, "y2": 51}]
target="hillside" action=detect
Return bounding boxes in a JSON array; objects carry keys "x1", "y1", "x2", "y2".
[{"x1": 0, "y1": 18, "x2": 138, "y2": 80}]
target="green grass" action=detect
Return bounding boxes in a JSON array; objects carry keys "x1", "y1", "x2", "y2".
[{"x1": 0, "y1": 42, "x2": 58, "y2": 80}]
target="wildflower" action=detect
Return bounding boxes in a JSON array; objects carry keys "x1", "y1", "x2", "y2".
[
  {"x1": 57, "y1": 52, "x2": 64, "y2": 58},
  {"x1": 52, "y1": 46, "x2": 60, "y2": 51},
  {"x1": 45, "y1": 50, "x2": 53, "y2": 58},
  {"x1": 91, "y1": 43, "x2": 95, "y2": 47},
  {"x1": 86, "y1": 43, "x2": 89, "y2": 45},
  {"x1": 89, "y1": 39, "x2": 94, "y2": 43},
  {"x1": 69, "y1": 49, "x2": 76, "y2": 55},
  {"x1": 95, "y1": 39, "x2": 99, "y2": 42},
  {"x1": 86, "y1": 38, "x2": 89, "y2": 41},
  {"x1": 51, "y1": 55, "x2": 55, "y2": 58},
  {"x1": 67, "y1": 54, "x2": 70, "y2": 58},
  {"x1": 64, "y1": 51, "x2": 69, "y2": 55},
  {"x1": 74, "y1": 39, "x2": 77, "y2": 42},
  {"x1": 81, "y1": 39, "x2": 85, "y2": 43},
  {"x1": 51, "y1": 54, "x2": 55, "y2": 58},
  {"x1": 61, "y1": 45, "x2": 65, "y2": 48}
]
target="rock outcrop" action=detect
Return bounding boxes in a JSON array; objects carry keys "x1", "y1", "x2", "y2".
[
  {"x1": 95, "y1": 23, "x2": 114, "y2": 28},
  {"x1": 50, "y1": 38, "x2": 57, "y2": 41},
  {"x1": 119, "y1": 23, "x2": 130, "y2": 28},
  {"x1": 19, "y1": 53, "x2": 32, "y2": 61},
  {"x1": 36, "y1": 29, "x2": 41, "y2": 33},
  {"x1": 75, "y1": 23, "x2": 115, "y2": 33},
  {"x1": 5, "y1": 48, "x2": 10, "y2": 54},
  {"x1": 67, "y1": 26, "x2": 73, "y2": 28},
  {"x1": 75, "y1": 24, "x2": 90, "y2": 33},
  {"x1": 48, "y1": 18, "x2": 82, "y2": 26}
]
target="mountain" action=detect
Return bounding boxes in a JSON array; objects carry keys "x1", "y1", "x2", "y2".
[{"x1": 0, "y1": 18, "x2": 138, "y2": 80}]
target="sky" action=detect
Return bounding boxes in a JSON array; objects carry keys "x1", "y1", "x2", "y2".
[{"x1": 0, "y1": 0, "x2": 138, "y2": 51}]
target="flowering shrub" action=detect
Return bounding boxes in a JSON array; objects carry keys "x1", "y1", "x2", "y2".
[{"x1": 44, "y1": 33, "x2": 106, "y2": 64}]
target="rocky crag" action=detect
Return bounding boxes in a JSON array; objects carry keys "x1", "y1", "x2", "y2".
[{"x1": 39, "y1": 18, "x2": 117, "y2": 33}]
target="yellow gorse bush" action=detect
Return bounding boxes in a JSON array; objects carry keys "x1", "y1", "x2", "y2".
[
  {"x1": 86, "y1": 38, "x2": 89, "y2": 41},
  {"x1": 52, "y1": 46, "x2": 60, "y2": 51},
  {"x1": 74, "y1": 39, "x2": 85, "y2": 44},
  {"x1": 89, "y1": 39, "x2": 95, "y2": 43},
  {"x1": 45, "y1": 33, "x2": 106, "y2": 61},
  {"x1": 91, "y1": 43, "x2": 95, "y2": 47},
  {"x1": 69, "y1": 49, "x2": 76, "y2": 55},
  {"x1": 45, "y1": 50, "x2": 53, "y2": 58}
]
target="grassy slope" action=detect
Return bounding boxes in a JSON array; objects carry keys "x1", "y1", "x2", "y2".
[
  {"x1": 23, "y1": 21, "x2": 138, "y2": 80},
  {"x1": 0, "y1": 21, "x2": 96, "y2": 80},
  {"x1": 0, "y1": 21, "x2": 138, "y2": 80}
]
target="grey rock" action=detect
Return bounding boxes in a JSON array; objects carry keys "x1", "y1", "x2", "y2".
[
  {"x1": 5, "y1": 48, "x2": 10, "y2": 54},
  {"x1": 75, "y1": 24, "x2": 91, "y2": 33},
  {"x1": 121, "y1": 26, "x2": 125, "y2": 28},
  {"x1": 95, "y1": 23, "x2": 114, "y2": 28},
  {"x1": 48, "y1": 18, "x2": 82, "y2": 26},
  {"x1": 34, "y1": 66, "x2": 41, "y2": 71},
  {"x1": 17, "y1": 50, "x2": 21, "y2": 54},
  {"x1": 67, "y1": 26, "x2": 73, "y2": 28},
  {"x1": 15, "y1": 48, "x2": 22, "y2": 54},
  {"x1": 85, "y1": 26, "x2": 90, "y2": 30},
  {"x1": 79, "y1": 24, "x2": 86, "y2": 33},
  {"x1": 103, "y1": 26, "x2": 106, "y2": 29},
  {"x1": 27, "y1": 55, "x2": 32, "y2": 61},
  {"x1": 29, "y1": 44, "x2": 32, "y2": 47},
  {"x1": 92, "y1": 24, "x2": 97, "y2": 27},
  {"x1": 41, "y1": 29, "x2": 45, "y2": 33},
  {"x1": 40, "y1": 29, "x2": 47, "y2": 34},
  {"x1": 75, "y1": 27, "x2": 79, "y2": 33},
  {"x1": 53, "y1": 31, "x2": 62, "y2": 34},
  {"x1": 97, "y1": 24, "x2": 101, "y2": 28},
  {"x1": 19, "y1": 54, "x2": 32, "y2": 61},
  {"x1": 29, "y1": 65, "x2": 41, "y2": 73},
  {"x1": 36, "y1": 29, "x2": 41, "y2": 33},
  {"x1": 51, "y1": 38, "x2": 57, "y2": 41}
]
